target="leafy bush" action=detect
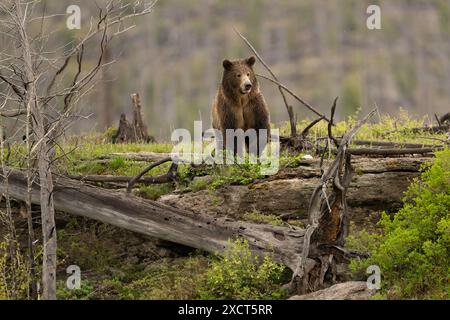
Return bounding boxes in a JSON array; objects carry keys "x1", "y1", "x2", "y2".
[
  {"x1": 199, "y1": 239, "x2": 286, "y2": 300},
  {"x1": 56, "y1": 280, "x2": 95, "y2": 300},
  {"x1": 350, "y1": 149, "x2": 450, "y2": 299},
  {"x1": 345, "y1": 228, "x2": 382, "y2": 254}
]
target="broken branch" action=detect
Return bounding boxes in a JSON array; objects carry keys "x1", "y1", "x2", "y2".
[
  {"x1": 127, "y1": 157, "x2": 173, "y2": 192},
  {"x1": 256, "y1": 73, "x2": 331, "y2": 122}
]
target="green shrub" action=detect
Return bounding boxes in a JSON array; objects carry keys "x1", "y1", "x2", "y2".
[
  {"x1": 105, "y1": 256, "x2": 209, "y2": 300},
  {"x1": 345, "y1": 228, "x2": 382, "y2": 254},
  {"x1": 199, "y1": 239, "x2": 286, "y2": 300},
  {"x1": 350, "y1": 149, "x2": 450, "y2": 299},
  {"x1": 57, "y1": 280, "x2": 95, "y2": 300}
]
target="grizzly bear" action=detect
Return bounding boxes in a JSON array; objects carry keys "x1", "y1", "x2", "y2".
[{"x1": 211, "y1": 56, "x2": 270, "y2": 157}]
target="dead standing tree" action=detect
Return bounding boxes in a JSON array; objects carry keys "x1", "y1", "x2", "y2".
[
  {"x1": 112, "y1": 93, "x2": 155, "y2": 143},
  {"x1": 0, "y1": 0, "x2": 158, "y2": 299},
  {"x1": 290, "y1": 108, "x2": 377, "y2": 293}
]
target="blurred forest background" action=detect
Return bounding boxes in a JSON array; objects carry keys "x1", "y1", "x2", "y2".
[{"x1": 2, "y1": 0, "x2": 450, "y2": 139}]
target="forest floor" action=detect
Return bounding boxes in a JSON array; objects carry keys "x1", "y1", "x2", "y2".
[{"x1": 3, "y1": 111, "x2": 449, "y2": 299}]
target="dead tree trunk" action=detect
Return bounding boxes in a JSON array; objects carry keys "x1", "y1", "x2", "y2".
[
  {"x1": 112, "y1": 93, "x2": 155, "y2": 143},
  {"x1": 16, "y1": 0, "x2": 57, "y2": 299},
  {"x1": 1, "y1": 164, "x2": 368, "y2": 293},
  {"x1": 130, "y1": 93, "x2": 150, "y2": 142},
  {"x1": 0, "y1": 169, "x2": 306, "y2": 272},
  {"x1": 289, "y1": 108, "x2": 377, "y2": 293}
]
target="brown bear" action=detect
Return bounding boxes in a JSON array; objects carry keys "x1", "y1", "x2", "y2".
[{"x1": 211, "y1": 56, "x2": 270, "y2": 156}]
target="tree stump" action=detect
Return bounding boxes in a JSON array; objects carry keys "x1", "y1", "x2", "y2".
[{"x1": 112, "y1": 93, "x2": 155, "y2": 143}]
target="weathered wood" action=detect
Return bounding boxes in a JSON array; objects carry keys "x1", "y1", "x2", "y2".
[
  {"x1": 109, "y1": 152, "x2": 172, "y2": 161},
  {"x1": 112, "y1": 93, "x2": 155, "y2": 144},
  {"x1": 68, "y1": 173, "x2": 174, "y2": 184},
  {"x1": 130, "y1": 93, "x2": 151, "y2": 142},
  {"x1": 256, "y1": 73, "x2": 331, "y2": 122},
  {"x1": 112, "y1": 113, "x2": 134, "y2": 143},
  {"x1": 289, "y1": 109, "x2": 376, "y2": 293},
  {"x1": 348, "y1": 147, "x2": 440, "y2": 156},
  {"x1": 127, "y1": 157, "x2": 174, "y2": 192},
  {"x1": 316, "y1": 146, "x2": 440, "y2": 156},
  {"x1": 382, "y1": 124, "x2": 449, "y2": 136},
  {"x1": 159, "y1": 157, "x2": 427, "y2": 231},
  {"x1": 345, "y1": 140, "x2": 437, "y2": 149},
  {"x1": 0, "y1": 169, "x2": 308, "y2": 271}
]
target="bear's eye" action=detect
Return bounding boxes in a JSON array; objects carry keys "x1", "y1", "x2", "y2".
[
  {"x1": 236, "y1": 74, "x2": 241, "y2": 78},
  {"x1": 247, "y1": 73, "x2": 250, "y2": 76}
]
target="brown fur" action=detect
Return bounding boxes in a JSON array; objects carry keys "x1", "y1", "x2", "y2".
[{"x1": 211, "y1": 56, "x2": 270, "y2": 155}]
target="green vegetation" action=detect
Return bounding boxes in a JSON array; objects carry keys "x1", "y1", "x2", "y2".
[
  {"x1": 188, "y1": 178, "x2": 210, "y2": 192},
  {"x1": 345, "y1": 228, "x2": 382, "y2": 254},
  {"x1": 57, "y1": 256, "x2": 209, "y2": 300},
  {"x1": 136, "y1": 183, "x2": 174, "y2": 200},
  {"x1": 350, "y1": 149, "x2": 450, "y2": 299},
  {"x1": 242, "y1": 210, "x2": 284, "y2": 226},
  {"x1": 3, "y1": 112, "x2": 449, "y2": 300},
  {"x1": 283, "y1": 108, "x2": 448, "y2": 147},
  {"x1": 56, "y1": 232, "x2": 286, "y2": 300},
  {"x1": 198, "y1": 239, "x2": 287, "y2": 300},
  {"x1": 208, "y1": 162, "x2": 264, "y2": 189}
]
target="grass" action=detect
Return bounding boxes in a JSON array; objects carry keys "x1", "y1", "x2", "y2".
[
  {"x1": 4, "y1": 110, "x2": 446, "y2": 204},
  {"x1": 189, "y1": 178, "x2": 210, "y2": 192},
  {"x1": 55, "y1": 221, "x2": 287, "y2": 300},
  {"x1": 279, "y1": 108, "x2": 448, "y2": 147},
  {"x1": 242, "y1": 210, "x2": 284, "y2": 226},
  {"x1": 136, "y1": 183, "x2": 174, "y2": 200}
]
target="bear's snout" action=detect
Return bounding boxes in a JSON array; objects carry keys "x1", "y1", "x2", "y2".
[{"x1": 241, "y1": 77, "x2": 252, "y2": 94}]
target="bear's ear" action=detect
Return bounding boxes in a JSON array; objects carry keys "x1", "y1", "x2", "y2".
[
  {"x1": 222, "y1": 59, "x2": 233, "y2": 70},
  {"x1": 246, "y1": 56, "x2": 256, "y2": 67}
]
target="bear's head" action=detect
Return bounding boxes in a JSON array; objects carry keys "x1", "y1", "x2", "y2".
[{"x1": 222, "y1": 56, "x2": 257, "y2": 97}]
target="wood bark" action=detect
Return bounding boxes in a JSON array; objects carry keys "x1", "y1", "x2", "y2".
[
  {"x1": 112, "y1": 93, "x2": 155, "y2": 143},
  {"x1": 130, "y1": 93, "x2": 150, "y2": 142},
  {"x1": 159, "y1": 157, "x2": 424, "y2": 238},
  {"x1": 15, "y1": 0, "x2": 57, "y2": 299},
  {"x1": 0, "y1": 169, "x2": 310, "y2": 272}
]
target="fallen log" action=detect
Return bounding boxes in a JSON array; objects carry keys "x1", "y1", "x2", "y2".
[
  {"x1": 67, "y1": 173, "x2": 173, "y2": 184},
  {"x1": 317, "y1": 146, "x2": 440, "y2": 156},
  {"x1": 0, "y1": 169, "x2": 307, "y2": 271},
  {"x1": 106, "y1": 152, "x2": 171, "y2": 161},
  {"x1": 348, "y1": 147, "x2": 440, "y2": 156},
  {"x1": 382, "y1": 124, "x2": 449, "y2": 136},
  {"x1": 341, "y1": 139, "x2": 437, "y2": 149}
]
